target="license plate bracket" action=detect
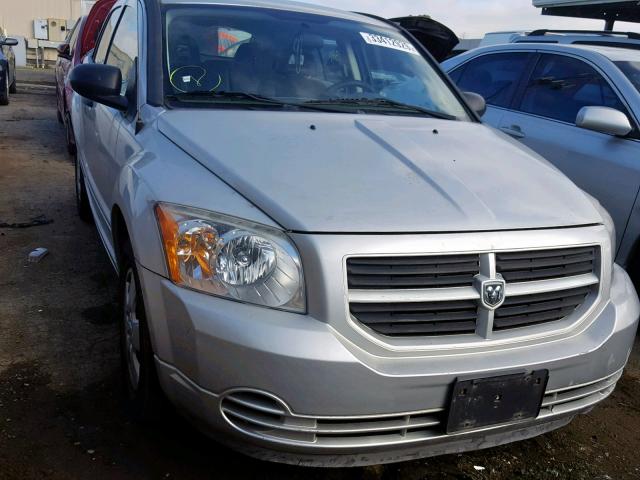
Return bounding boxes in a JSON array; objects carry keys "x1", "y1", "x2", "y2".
[{"x1": 447, "y1": 370, "x2": 549, "y2": 434}]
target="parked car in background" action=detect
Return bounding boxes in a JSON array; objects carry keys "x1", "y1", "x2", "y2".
[
  {"x1": 55, "y1": 0, "x2": 116, "y2": 153},
  {"x1": 512, "y1": 29, "x2": 640, "y2": 49},
  {"x1": 70, "y1": 0, "x2": 639, "y2": 467},
  {"x1": 0, "y1": 30, "x2": 18, "y2": 106},
  {"x1": 478, "y1": 31, "x2": 530, "y2": 48},
  {"x1": 444, "y1": 43, "x2": 640, "y2": 278}
]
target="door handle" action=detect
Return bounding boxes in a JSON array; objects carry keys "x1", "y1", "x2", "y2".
[{"x1": 500, "y1": 125, "x2": 526, "y2": 139}]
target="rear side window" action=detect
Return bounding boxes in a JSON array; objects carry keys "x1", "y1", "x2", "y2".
[
  {"x1": 519, "y1": 54, "x2": 627, "y2": 124},
  {"x1": 106, "y1": 5, "x2": 138, "y2": 97},
  {"x1": 94, "y1": 7, "x2": 122, "y2": 64},
  {"x1": 451, "y1": 53, "x2": 531, "y2": 108}
]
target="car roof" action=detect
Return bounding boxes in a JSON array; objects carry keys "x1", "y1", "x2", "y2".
[
  {"x1": 572, "y1": 44, "x2": 640, "y2": 61},
  {"x1": 158, "y1": 0, "x2": 389, "y2": 26},
  {"x1": 454, "y1": 42, "x2": 640, "y2": 63}
]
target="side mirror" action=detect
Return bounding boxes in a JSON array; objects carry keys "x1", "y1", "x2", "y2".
[
  {"x1": 1, "y1": 37, "x2": 19, "y2": 47},
  {"x1": 70, "y1": 63, "x2": 128, "y2": 111},
  {"x1": 462, "y1": 91, "x2": 487, "y2": 117},
  {"x1": 57, "y1": 43, "x2": 71, "y2": 59},
  {"x1": 576, "y1": 106, "x2": 632, "y2": 137}
]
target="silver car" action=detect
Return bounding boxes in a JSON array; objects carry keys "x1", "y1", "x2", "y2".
[
  {"x1": 70, "y1": 0, "x2": 639, "y2": 467},
  {"x1": 444, "y1": 43, "x2": 640, "y2": 277}
]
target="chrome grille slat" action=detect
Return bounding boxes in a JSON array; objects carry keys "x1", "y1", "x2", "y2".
[
  {"x1": 349, "y1": 286, "x2": 479, "y2": 304},
  {"x1": 347, "y1": 247, "x2": 600, "y2": 338},
  {"x1": 505, "y1": 274, "x2": 598, "y2": 296}
]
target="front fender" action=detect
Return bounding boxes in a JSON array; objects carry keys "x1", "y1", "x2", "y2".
[{"x1": 110, "y1": 121, "x2": 282, "y2": 279}]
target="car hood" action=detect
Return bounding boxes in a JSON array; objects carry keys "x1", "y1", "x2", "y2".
[{"x1": 157, "y1": 110, "x2": 601, "y2": 233}]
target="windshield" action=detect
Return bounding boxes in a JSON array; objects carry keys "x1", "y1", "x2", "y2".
[
  {"x1": 616, "y1": 61, "x2": 640, "y2": 93},
  {"x1": 163, "y1": 6, "x2": 470, "y2": 120}
]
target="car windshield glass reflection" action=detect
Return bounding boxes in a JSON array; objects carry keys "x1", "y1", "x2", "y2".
[{"x1": 163, "y1": 6, "x2": 469, "y2": 120}]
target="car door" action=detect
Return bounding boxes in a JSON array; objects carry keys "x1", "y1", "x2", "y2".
[
  {"x1": 498, "y1": 53, "x2": 640, "y2": 252},
  {"x1": 448, "y1": 52, "x2": 536, "y2": 129},
  {"x1": 100, "y1": 0, "x2": 140, "y2": 210},
  {"x1": 78, "y1": 5, "x2": 124, "y2": 235}
]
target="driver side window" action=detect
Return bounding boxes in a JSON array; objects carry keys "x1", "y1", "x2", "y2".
[
  {"x1": 106, "y1": 5, "x2": 139, "y2": 98},
  {"x1": 94, "y1": 7, "x2": 122, "y2": 64}
]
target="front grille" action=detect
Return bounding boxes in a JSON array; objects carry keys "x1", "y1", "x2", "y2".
[
  {"x1": 221, "y1": 391, "x2": 445, "y2": 447},
  {"x1": 347, "y1": 254, "x2": 480, "y2": 290},
  {"x1": 347, "y1": 246, "x2": 600, "y2": 339},
  {"x1": 493, "y1": 286, "x2": 592, "y2": 331},
  {"x1": 496, "y1": 247, "x2": 596, "y2": 283},
  {"x1": 350, "y1": 300, "x2": 478, "y2": 336}
]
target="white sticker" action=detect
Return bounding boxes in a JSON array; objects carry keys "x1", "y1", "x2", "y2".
[
  {"x1": 182, "y1": 76, "x2": 191, "y2": 83},
  {"x1": 360, "y1": 32, "x2": 419, "y2": 55}
]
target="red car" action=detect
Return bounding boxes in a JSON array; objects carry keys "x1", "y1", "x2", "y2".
[{"x1": 55, "y1": 0, "x2": 116, "y2": 154}]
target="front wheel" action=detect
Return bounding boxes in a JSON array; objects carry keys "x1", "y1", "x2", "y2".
[{"x1": 119, "y1": 241, "x2": 164, "y2": 420}]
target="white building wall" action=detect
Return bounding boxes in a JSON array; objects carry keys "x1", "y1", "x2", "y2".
[{"x1": 0, "y1": 0, "x2": 94, "y2": 39}]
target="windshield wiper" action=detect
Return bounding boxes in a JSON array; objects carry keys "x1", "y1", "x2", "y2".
[
  {"x1": 304, "y1": 97, "x2": 458, "y2": 120},
  {"x1": 166, "y1": 91, "x2": 343, "y2": 112}
]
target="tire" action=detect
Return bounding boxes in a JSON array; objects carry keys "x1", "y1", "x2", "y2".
[
  {"x1": 74, "y1": 154, "x2": 93, "y2": 223},
  {"x1": 119, "y1": 240, "x2": 164, "y2": 420},
  {"x1": 0, "y1": 74, "x2": 9, "y2": 106},
  {"x1": 65, "y1": 111, "x2": 76, "y2": 155}
]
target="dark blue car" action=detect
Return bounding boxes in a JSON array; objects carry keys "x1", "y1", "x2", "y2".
[{"x1": 0, "y1": 33, "x2": 18, "y2": 106}]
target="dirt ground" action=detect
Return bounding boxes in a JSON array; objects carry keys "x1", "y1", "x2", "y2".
[{"x1": 1, "y1": 88, "x2": 640, "y2": 480}]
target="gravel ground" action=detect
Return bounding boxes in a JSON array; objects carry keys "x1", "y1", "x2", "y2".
[{"x1": 1, "y1": 89, "x2": 639, "y2": 480}]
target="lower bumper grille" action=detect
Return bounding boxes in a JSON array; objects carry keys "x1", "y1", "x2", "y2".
[
  {"x1": 540, "y1": 369, "x2": 623, "y2": 416},
  {"x1": 221, "y1": 372, "x2": 618, "y2": 449},
  {"x1": 221, "y1": 391, "x2": 444, "y2": 447}
]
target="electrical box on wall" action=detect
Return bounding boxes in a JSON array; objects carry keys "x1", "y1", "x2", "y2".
[
  {"x1": 47, "y1": 18, "x2": 67, "y2": 42},
  {"x1": 33, "y1": 19, "x2": 48, "y2": 40}
]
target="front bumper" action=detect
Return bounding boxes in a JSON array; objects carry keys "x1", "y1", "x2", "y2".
[{"x1": 140, "y1": 263, "x2": 639, "y2": 466}]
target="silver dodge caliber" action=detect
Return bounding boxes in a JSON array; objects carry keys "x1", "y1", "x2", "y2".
[{"x1": 70, "y1": 0, "x2": 640, "y2": 467}]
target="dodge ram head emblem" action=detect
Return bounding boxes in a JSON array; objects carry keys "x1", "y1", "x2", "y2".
[{"x1": 482, "y1": 280, "x2": 506, "y2": 310}]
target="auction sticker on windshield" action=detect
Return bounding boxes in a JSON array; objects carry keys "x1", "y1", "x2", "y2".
[{"x1": 360, "y1": 32, "x2": 419, "y2": 55}]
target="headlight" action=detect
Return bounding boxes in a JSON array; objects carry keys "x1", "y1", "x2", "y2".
[{"x1": 155, "y1": 203, "x2": 306, "y2": 313}]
